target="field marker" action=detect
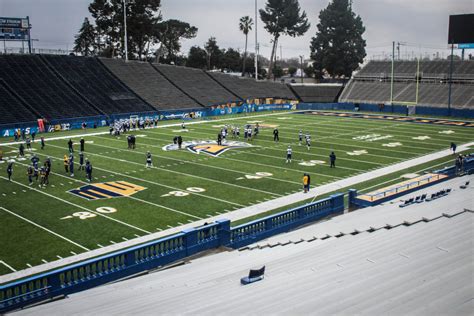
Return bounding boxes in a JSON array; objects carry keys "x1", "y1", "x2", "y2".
[
  {"x1": 0, "y1": 176, "x2": 151, "y2": 234},
  {"x1": 41, "y1": 259, "x2": 48, "y2": 264},
  {"x1": 177, "y1": 222, "x2": 184, "y2": 225},
  {"x1": 134, "y1": 234, "x2": 141, "y2": 238},
  {"x1": 156, "y1": 228, "x2": 162, "y2": 231},
  {"x1": 70, "y1": 251, "x2": 77, "y2": 255},
  {"x1": 26, "y1": 263, "x2": 33, "y2": 268},
  {"x1": 110, "y1": 240, "x2": 116, "y2": 244},
  {"x1": 0, "y1": 206, "x2": 90, "y2": 251},
  {"x1": 0, "y1": 260, "x2": 16, "y2": 272},
  {"x1": 187, "y1": 220, "x2": 194, "y2": 223},
  {"x1": 56, "y1": 255, "x2": 63, "y2": 259},
  {"x1": 167, "y1": 225, "x2": 173, "y2": 228},
  {"x1": 12, "y1": 192, "x2": 16, "y2": 195},
  {"x1": 122, "y1": 237, "x2": 128, "y2": 241},
  {"x1": 97, "y1": 244, "x2": 104, "y2": 248}
]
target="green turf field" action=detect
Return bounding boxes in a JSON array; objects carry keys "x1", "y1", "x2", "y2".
[{"x1": 0, "y1": 110, "x2": 473, "y2": 277}]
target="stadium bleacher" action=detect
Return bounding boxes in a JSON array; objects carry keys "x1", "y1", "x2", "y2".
[
  {"x1": 100, "y1": 58, "x2": 200, "y2": 110},
  {"x1": 290, "y1": 84, "x2": 343, "y2": 103},
  {"x1": 0, "y1": 80, "x2": 39, "y2": 125},
  {"x1": 340, "y1": 60, "x2": 474, "y2": 108},
  {"x1": 43, "y1": 55, "x2": 154, "y2": 114},
  {"x1": 153, "y1": 64, "x2": 242, "y2": 106},
  {"x1": 208, "y1": 72, "x2": 296, "y2": 100},
  {"x1": 0, "y1": 54, "x2": 102, "y2": 120}
]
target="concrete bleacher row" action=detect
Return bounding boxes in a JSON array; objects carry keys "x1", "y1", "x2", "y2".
[
  {"x1": 290, "y1": 84, "x2": 343, "y2": 103},
  {"x1": 19, "y1": 175, "x2": 473, "y2": 315},
  {"x1": 208, "y1": 72, "x2": 296, "y2": 100},
  {"x1": 339, "y1": 80, "x2": 474, "y2": 108},
  {"x1": 100, "y1": 58, "x2": 200, "y2": 109},
  {"x1": 356, "y1": 60, "x2": 474, "y2": 79}
]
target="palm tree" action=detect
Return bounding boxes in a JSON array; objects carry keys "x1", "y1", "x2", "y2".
[{"x1": 239, "y1": 16, "x2": 254, "y2": 76}]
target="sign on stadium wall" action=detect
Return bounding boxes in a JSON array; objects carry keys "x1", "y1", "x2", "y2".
[{"x1": 0, "y1": 17, "x2": 29, "y2": 40}]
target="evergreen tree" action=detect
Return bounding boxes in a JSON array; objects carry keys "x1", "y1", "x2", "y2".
[
  {"x1": 156, "y1": 19, "x2": 197, "y2": 64},
  {"x1": 204, "y1": 37, "x2": 224, "y2": 70},
  {"x1": 239, "y1": 16, "x2": 253, "y2": 76},
  {"x1": 73, "y1": 18, "x2": 97, "y2": 56},
  {"x1": 186, "y1": 46, "x2": 207, "y2": 69},
  {"x1": 260, "y1": 0, "x2": 310, "y2": 79},
  {"x1": 310, "y1": 0, "x2": 366, "y2": 78},
  {"x1": 221, "y1": 48, "x2": 242, "y2": 72}
]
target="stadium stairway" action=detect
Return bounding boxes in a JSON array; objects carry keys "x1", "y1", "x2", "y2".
[{"x1": 17, "y1": 207, "x2": 473, "y2": 314}]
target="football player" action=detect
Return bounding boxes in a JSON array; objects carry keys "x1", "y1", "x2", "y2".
[
  {"x1": 305, "y1": 133, "x2": 311, "y2": 150},
  {"x1": 286, "y1": 146, "x2": 292, "y2": 163},
  {"x1": 146, "y1": 151, "x2": 153, "y2": 168}
]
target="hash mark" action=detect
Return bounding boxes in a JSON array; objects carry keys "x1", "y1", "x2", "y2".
[
  {"x1": 56, "y1": 255, "x2": 63, "y2": 259},
  {"x1": 122, "y1": 237, "x2": 128, "y2": 241},
  {"x1": 70, "y1": 251, "x2": 77, "y2": 255},
  {"x1": 97, "y1": 244, "x2": 104, "y2": 248},
  {"x1": 167, "y1": 225, "x2": 173, "y2": 228},
  {"x1": 156, "y1": 228, "x2": 162, "y2": 231},
  {"x1": 134, "y1": 234, "x2": 141, "y2": 238},
  {"x1": 26, "y1": 263, "x2": 33, "y2": 268},
  {"x1": 41, "y1": 259, "x2": 48, "y2": 264},
  {"x1": 110, "y1": 240, "x2": 116, "y2": 244}
]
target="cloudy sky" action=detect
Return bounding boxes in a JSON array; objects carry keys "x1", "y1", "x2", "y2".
[{"x1": 1, "y1": 0, "x2": 473, "y2": 60}]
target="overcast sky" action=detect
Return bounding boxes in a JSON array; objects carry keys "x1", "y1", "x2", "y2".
[{"x1": 1, "y1": 0, "x2": 473, "y2": 60}]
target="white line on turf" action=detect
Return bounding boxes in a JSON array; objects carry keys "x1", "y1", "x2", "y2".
[
  {"x1": 0, "y1": 110, "x2": 296, "y2": 147},
  {"x1": 26, "y1": 263, "x2": 33, "y2": 268},
  {"x1": 0, "y1": 260, "x2": 16, "y2": 272},
  {"x1": 94, "y1": 136, "x2": 299, "y2": 185},
  {"x1": 9, "y1": 153, "x2": 208, "y2": 219},
  {"x1": 0, "y1": 177, "x2": 151, "y2": 234},
  {"x1": 46, "y1": 142, "x2": 283, "y2": 197},
  {"x1": 0, "y1": 206, "x2": 90, "y2": 251}
]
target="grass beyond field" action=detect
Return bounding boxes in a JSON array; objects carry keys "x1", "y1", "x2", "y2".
[{"x1": 0, "y1": 110, "x2": 473, "y2": 277}]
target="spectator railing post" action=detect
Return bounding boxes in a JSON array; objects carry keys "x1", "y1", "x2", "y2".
[
  {"x1": 216, "y1": 219, "x2": 231, "y2": 247},
  {"x1": 182, "y1": 228, "x2": 198, "y2": 257}
]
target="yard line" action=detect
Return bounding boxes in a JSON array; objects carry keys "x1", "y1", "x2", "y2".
[
  {"x1": 12, "y1": 156, "x2": 209, "y2": 220},
  {"x1": 0, "y1": 260, "x2": 17, "y2": 272},
  {"x1": 91, "y1": 135, "x2": 301, "y2": 185},
  {"x1": 0, "y1": 110, "x2": 297, "y2": 147},
  {"x1": 0, "y1": 206, "x2": 90, "y2": 251},
  {"x1": 0, "y1": 176, "x2": 151, "y2": 234},
  {"x1": 100, "y1": 134, "x2": 340, "y2": 179},
  {"x1": 27, "y1": 144, "x2": 267, "y2": 205},
  {"x1": 48, "y1": 142, "x2": 283, "y2": 197},
  {"x1": 142, "y1": 129, "x2": 386, "y2": 168}
]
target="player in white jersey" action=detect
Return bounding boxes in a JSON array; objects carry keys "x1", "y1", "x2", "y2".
[
  {"x1": 305, "y1": 133, "x2": 311, "y2": 150},
  {"x1": 286, "y1": 146, "x2": 292, "y2": 163},
  {"x1": 298, "y1": 130, "x2": 303, "y2": 145}
]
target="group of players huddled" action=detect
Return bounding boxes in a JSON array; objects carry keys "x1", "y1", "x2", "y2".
[{"x1": 6, "y1": 137, "x2": 93, "y2": 186}]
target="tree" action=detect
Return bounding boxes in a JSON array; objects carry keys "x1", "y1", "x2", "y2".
[
  {"x1": 239, "y1": 16, "x2": 253, "y2": 76},
  {"x1": 74, "y1": 18, "x2": 97, "y2": 56},
  {"x1": 260, "y1": 0, "x2": 310, "y2": 79},
  {"x1": 310, "y1": 0, "x2": 366, "y2": 78},
  {"x1": 87, "y1": 0, "x2": 162, "y2": 60},
  {"x1": 304, "y1": 65, "x2": 315, "y2": 78},
  {"x1": 186, "y1": 46, "x2": 207, "y2": 69},
  {"x1": 221, "y1": 48, "x2": 242, "y2": 72},
  {"x1": 272, "y1": 65, "x2": 284, "y2": 79},
  {"x1": 156, "y1": 19, "x2": 197, "y2": 64},
  {"x1": 204, "y1": 37, "x2": 224, "y2": 70},
  {"x1": 288, "y1": 66, "x2": 297, "y2": 77}
]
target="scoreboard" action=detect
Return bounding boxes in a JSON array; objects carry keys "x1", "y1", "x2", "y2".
[
  {"x1": 0, "y1": 17, "x2": 30, "y2": 40},
  {"x1": 448, "y1": 14, "x2": 474, "y2": 47}
]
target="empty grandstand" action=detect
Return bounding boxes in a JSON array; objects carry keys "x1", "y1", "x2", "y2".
[
  {"x1": 153, "y1": 64, "x2": 242, "y2": 106},
  {"x1": 100, "y1": 58, "x2": 200, "y2": 110},
  {"x1": 42, "y1": 55, "x2": 154, "y2": 114},
  {"x1": 340, "y1": 60, "x2": 474, "y2": 108},
  {"x1": 290, "y1": 84, "x2": 343, "y2": 103},
  {"x1": 209, "y1": 72, "x2": 296, "y2": 100}
]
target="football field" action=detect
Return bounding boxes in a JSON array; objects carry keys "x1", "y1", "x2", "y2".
[{"x1": 0, "y1": 110, "x2": 473, "y2": 277}]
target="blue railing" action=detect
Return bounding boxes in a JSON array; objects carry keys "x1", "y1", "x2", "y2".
[{"x1": 0, "y1": 193, "x2": 344, "y2": 313}]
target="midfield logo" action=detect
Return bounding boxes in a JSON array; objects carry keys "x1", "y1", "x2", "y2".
[
  {"x1": 162, "y1": 140, "x2": 254, "y2": 157},
  {"x1": 69, "y1": 181, "x2": 146, "y2": 200}
]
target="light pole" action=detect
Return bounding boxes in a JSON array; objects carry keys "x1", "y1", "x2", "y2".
[
  {"x1": 299, "y1": 55, "x2": 304, "y2": 84},
  {"x1": 254, "y1": 0, "x2": 258, "y2": 81},
  {"x1": 123, "y1": 0, "x2": 130, "y2": 61}
]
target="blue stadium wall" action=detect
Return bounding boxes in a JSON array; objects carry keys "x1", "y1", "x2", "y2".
[{"x1": 2, "y1": 102, "x2": 473, "y2": 138}]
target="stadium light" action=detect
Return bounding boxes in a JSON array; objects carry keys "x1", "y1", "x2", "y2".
[
  {"x1": 255, "y1": 0, "x2": 258, "y2": 81},
  {"x1": 123, "y1": 0, "x2": 133, "y2": 62},
  {"x1": 299, "y1": 55, "x2": 304, "y2": 83}
]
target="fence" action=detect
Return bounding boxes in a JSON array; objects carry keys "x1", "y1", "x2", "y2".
[{"x1": 0, "y1": 193, "x2": 344, "y2": 313}]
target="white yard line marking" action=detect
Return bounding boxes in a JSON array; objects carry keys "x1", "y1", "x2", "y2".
[
  {"x1": 47, "y1": 142, "x2": 282, "y2": 197},
  {"x1": 0, "y1": 111, "x2": 295, "y2": 147},
  {"x1": 10, "y1": 153, "x2": 207, "y2": 219},
  {"x1": 26, "y1": 263, "x2": 33, "y2": 268},
  {"x1": 0, "y1": 177, "x2": 151, "y2": 234},
  {"x1": 0, "y1": 260, "x2": 17, "y2": 272},
  {"x1": 41, "y1": 259, "x2": 48, "y2": 264},
  {"x1": 0, "y1": 206, "x2": 90, "y2": 251}
]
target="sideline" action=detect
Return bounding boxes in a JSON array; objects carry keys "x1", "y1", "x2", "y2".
[
  {"x1": 0, "y1": 111, "x2": 297, "y2": 147},
  {"x1": 1, "y1": 140, "x2": 472, "y2": 284}
]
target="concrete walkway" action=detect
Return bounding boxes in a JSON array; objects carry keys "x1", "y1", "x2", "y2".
[{"x1": 1, "y1": 139, "x2": 472, "y2": 284}]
